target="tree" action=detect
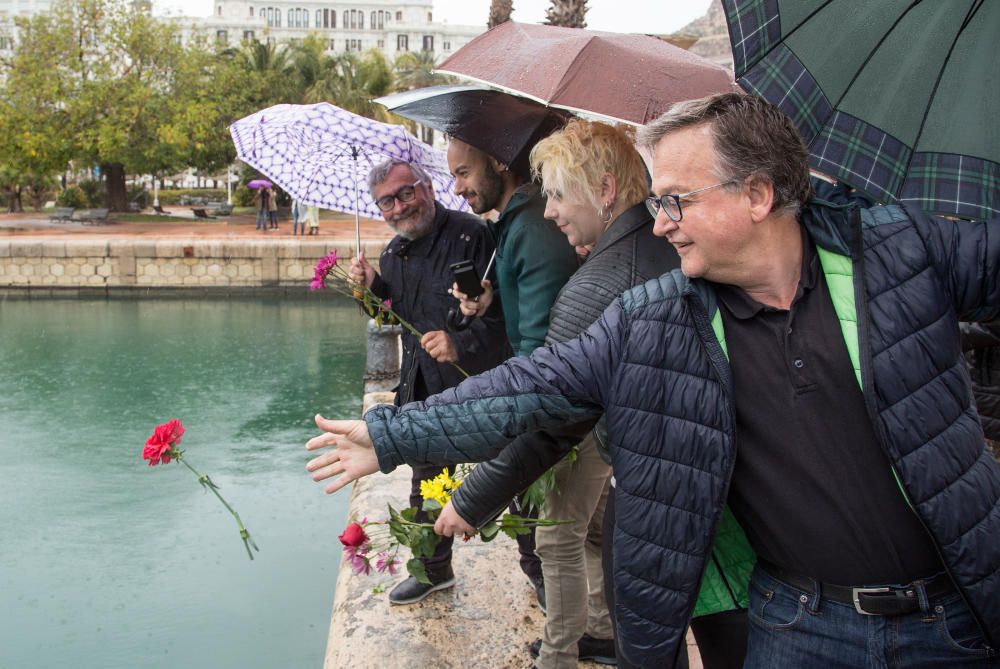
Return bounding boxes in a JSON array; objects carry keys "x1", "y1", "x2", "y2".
[
  {"x1": 488, "y1": 0, "x2": 513, "y2": 29},
  {"x1": 545, "y1": 0, "x2": 588, "y2": 28},
  {"x1": 393, "y1": 50, "x2": 446, "y2": 91}
]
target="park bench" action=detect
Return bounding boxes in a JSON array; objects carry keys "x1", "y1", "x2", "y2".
[
  {"x1": 153, "y1": 205, "x2": 172, "y2": 215},
  {"x1": 191, "y1": 207, "x2": 216, "y2": 219},
  {"x1": 71, "y1": 208, "x2": 110, "y2": 225},
  {"x1": 210, "y1": 203, "x2": 233, "y2": 216},
  {"x1": 49, "y1": 207, "x2": 75, "y2": 222}
]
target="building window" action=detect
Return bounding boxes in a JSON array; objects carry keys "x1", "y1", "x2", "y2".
[
  {"x1": 249, "y1": 5, "x2": 253, "y2": 16},
  {"x1": 427, "y1": 11, "x2": 431, "y2": 22},
  {"x1": 395, "y1": 10, "x2": 402, "y2": 21},
  {"x1": 327, "y1": 38, "x2": 335, "y2": 50},
  {"x1": 243, "y1": 30, "x2": 255, "y2": 41},
  {"x1": 443, "y1": 41, "x2": 450, "y2": 50},
  {"x1": 397, "y1": 34, "x2": 408, "y2": 51},
  {"x1": 377, "y1": 39, "x2": 384, "y2": 48},
  {"x1": 316, "y1": 10, "x2": 321, "y2": 28},
  {"x1": 331, "y1": 10, "x2": 336, "y2": 28},
  {"x1": 378, "y1": 10, "x2": 385, "y2": 29},
  {"x1": 359, "y1": 11, "x2": 364, "y2": 29},
  {"x1": 274, "y1": 7, "x2": 281, "y2": 26},
  {"x1": 343, "y1": 11, "x2": 348, "y2": 29},
  {"x1": 217, "y1": 5, "x2": 222, "y2": 16},
  {"x1": 216, "y1": 29, "x2": 228, "y2": 44},
  {"x1": 422, "y1": 35, "x2": 433, "y2": 52},
  {"x1": 370, "y1": 11, "x2": 375, "y2": 30},
  {"x1": 266, "y1": 7, "x2": 272, "y2": 25},
  {"x1": 287, "y1": 9, "x2": 294, "y2": 26}
]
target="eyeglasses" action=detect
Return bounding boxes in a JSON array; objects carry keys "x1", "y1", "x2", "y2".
[
  {"x1": 645, "y1": 180, "x2": 737, "y2": 222},
  {"x1": 375, "y1": 180, "x2": 424, "y2": 212}
]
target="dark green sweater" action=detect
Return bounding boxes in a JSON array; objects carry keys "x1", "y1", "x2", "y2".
[{"x1": 487, "y1": 184, "x2": 578, "y2": 356}]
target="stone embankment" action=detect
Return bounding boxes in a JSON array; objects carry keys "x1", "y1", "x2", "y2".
[{"x1": 0, "y1": 238, "x2": 387, "y2": 291}]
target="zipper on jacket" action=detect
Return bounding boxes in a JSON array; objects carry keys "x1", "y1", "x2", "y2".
[
  {"x1": 850, "y1": 207, "x2": 993, "y2": 650},
  {"x1": 686, "y1": 290, "x2": 744, "y2": 620}
]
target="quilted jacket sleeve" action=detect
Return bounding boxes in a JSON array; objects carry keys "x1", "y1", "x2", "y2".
[
  {"x1": 365, "y1": 298, "x2": 629, "y2": 473},
  {"x1": 905, "y1": 204, "x2": 1000, "y2": 320}
]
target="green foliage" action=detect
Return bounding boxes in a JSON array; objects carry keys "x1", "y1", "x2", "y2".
[
  {"x1": 127, "y1": 184, "x2": 150, "y2": 209},
  {"x1": 155, "y1": 188, "x2": 227, "y2": 205},
  {"x1": 233, "y1": 185, "x2": 256, "y2": 207},
  {"x1": 56, "y1": 185, "x2": 88, "y2": 208},
  {"x1": 77, "y1": 180, "x2": 104, "y2": 207}
]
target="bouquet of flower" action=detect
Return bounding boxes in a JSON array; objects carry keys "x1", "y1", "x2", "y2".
[
  {"x1": 338, "y1": 468, "x2": 570, "y2": 587},
  {"x1": 142, "y1": 419, "x2": 259, "y2": 560}
]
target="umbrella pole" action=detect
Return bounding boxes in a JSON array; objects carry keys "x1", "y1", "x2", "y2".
[{"x1": 352, "y1": 146, "x2": 362, "y2": 257}]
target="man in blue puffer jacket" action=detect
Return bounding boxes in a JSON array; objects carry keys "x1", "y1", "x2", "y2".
[{"x1": 307, "y1": 93, "x2": 1000, "y2": 669}]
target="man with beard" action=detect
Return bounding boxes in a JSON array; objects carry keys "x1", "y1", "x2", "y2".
[
  {"x1": 348, "y1": 158, "x2": 510, "y2": 604},
  {"x1": 446, "y1": 137, "x2": 580, "y2": 610}
]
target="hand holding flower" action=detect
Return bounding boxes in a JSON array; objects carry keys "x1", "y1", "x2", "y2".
[
  {"x1": 306, "y1": 414, "x2": 380, "y2": 494},
  {"x1": 433, "y1": 500, "x2": 476, "y2": 538}
]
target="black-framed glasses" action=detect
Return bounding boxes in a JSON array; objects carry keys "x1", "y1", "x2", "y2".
[
  {"x1": 375, "y1": 180, "x2": 424, "y2": 212},
  {"x1": 645, "y1": 180, "x2": 737, "y2": 222}
]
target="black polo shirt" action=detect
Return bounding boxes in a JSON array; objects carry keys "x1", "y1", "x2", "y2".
[{"x1": 717, "y1": 233, "x2": 942, "y2": 585}]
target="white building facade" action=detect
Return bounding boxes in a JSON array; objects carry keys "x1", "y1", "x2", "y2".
[{"x1": 174, "y1": 0, "x2": 483, "y2": 59}]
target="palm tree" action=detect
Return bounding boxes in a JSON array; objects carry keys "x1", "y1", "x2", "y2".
[
  {"x1": 488, "y1": 0, "x2": 513, "y2": 28},
  {"x1": 545, "y1": 0, "x2": 588, "y2": 28},
  {"x1": 393, "y1": 50, "x2": 444, "y2": 91}
]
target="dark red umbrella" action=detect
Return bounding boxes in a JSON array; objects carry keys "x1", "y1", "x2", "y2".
[{"x1": 436, "y1": 21, "x2": 735, "y2": 126}]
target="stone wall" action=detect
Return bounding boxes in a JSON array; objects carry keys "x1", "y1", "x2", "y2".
[{"x1": 0, "y1": 239, "x2": 386, "y2": 290}]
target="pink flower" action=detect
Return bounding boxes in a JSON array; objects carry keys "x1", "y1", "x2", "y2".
[
  {"x1": 343, "y1": 543, "x2": 371, "y2": 575},
  {"x1": 142, "y1": 418, "x2": 185, "y2": 466},
  {"x1": 310, "y1": 250, "x2": 339, "y2": 291},
  {"x1": 375, "y1": 552, "x2": 399, "y2": 575}
]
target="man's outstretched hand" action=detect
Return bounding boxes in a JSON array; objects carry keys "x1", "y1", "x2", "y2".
[{"x1": 305, "y1": 415, "x2": 379, "y2": 494}]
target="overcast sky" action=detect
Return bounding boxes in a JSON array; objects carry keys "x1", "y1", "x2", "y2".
[{"x1": 156, "y1": 0, "x2": 714, "y2": 35}]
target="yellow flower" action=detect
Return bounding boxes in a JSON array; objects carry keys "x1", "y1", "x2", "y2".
[{"x1": 419, "y1": 468, "x2": 462, "y2": 506}]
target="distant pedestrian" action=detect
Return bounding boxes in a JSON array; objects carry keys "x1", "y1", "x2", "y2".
[
  {"x1": 306, "y1": 206, "x2": 320, "y2": 235},
  {"x1": 267, "y1": 188, "x2": 279, "y2": 230},
  {"x1": 292, "y1": 200, "x2": 304, "y2": 235},
  {"x1": 255, "y1": 188, "x2": 269, "y2": 231}
]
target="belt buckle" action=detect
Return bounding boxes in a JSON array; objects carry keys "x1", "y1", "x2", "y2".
[{"x1": 852, "y1": 586, "x2": 892, "y2": 615}]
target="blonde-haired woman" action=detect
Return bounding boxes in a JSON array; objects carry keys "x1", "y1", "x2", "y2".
[{"x1": 448, "y1": 120, "x2": 688, "y2": 668}]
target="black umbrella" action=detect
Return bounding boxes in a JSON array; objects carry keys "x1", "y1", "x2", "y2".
[{"x1": 374, "y1": 85, "x2": 572, "y2": 179}]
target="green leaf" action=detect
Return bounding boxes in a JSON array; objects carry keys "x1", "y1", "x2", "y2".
[
  {"x1": 421, "y1": 498, "x2": 442, "y2": 513},
  {"x1": 478, "y1": 522, "x2": 500, "y2": 543},
  {"x1": 414, "y1": 528, "x2": 439, "y2": 558},
  {"x1": 400, "y1": 506, "x2": 419, "y2": 523},
  {"x1": 406, "y1": 558, "x2": 431, "y2": 585}
]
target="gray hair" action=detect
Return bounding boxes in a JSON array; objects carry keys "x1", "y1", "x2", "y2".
[
  {"x1": 638, "y1": 93, "x2": 812, "y2": 217},
  {"x1": 367, "y1": 159, "x2": 432, "y2": 199}
]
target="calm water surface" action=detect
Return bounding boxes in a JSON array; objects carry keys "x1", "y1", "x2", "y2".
[{"x1": 0, "y1": 295, "x2": 366, "y2": 669}]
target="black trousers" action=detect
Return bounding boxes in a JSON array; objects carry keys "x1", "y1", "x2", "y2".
[{"x1": 602, "y1": 484, "x2": 748, "y2": 669}]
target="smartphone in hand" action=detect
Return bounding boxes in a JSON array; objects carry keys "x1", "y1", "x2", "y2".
[{"x1": 450, "y1": 260, "x2": 484, "y2": 299}]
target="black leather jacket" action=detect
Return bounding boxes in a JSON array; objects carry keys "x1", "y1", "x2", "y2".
[{"x1": 451, "y1": 203, "x2": 680, "y2": 526}]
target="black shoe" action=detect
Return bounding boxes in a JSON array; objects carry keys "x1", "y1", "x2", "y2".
[
  {"x1": 529, "y1": 575, "x2": 546, "y2": 614},
  {"x1": 578, "y1": 634, "x2": 617, "y2": 665},
  {"x1": 388, "y1": 571, "x2": 456, "y2": 605},
  {"x1": 530, "y1": 635, "x2": 617, "y2": 665}
]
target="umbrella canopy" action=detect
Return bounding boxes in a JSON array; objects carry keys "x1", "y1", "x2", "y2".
[
  {"x1": 722, "y1": 0, "x2": 1000, "y2": 220},
  {"x1": 374, "y1": 85, "x2": 571, "y2": 177},
  {"x1": 246, "y1": 179, "x2": 273, "y2": 189},
  {"x1": 435, "y1": 21, "x2": 734, "y2": 126},
  {"x1": 229, "y1": 102, "x2": 468, "y2": 222}
]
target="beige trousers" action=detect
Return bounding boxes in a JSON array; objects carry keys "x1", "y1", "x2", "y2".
[{"x1": 535, "y1": 432, "x2": 613, "y2": 669}]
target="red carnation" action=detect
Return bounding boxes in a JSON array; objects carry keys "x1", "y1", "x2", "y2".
[
  {"x1": 338, "y1": 521, "x2": 369, "y2": 548},
  {"x1": 143, "y1": 418, "x2": 185, "y2": 466}
]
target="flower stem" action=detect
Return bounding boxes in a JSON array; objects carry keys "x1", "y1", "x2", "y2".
[{"x1": 177, "y1": 454, "x2": 259, "y2": 560}]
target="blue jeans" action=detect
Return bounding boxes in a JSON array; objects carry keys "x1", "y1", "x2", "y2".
[
  {"x1": 255, "y1": 209, "x2": 266, "y2": 230},
  {"x1": 745, "y1": 564, "x2": 998, "y2": 668}
]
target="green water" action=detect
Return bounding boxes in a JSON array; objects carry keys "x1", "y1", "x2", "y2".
[{"x1": 0, "y1": 295, "x2": 367, "y2": 669}]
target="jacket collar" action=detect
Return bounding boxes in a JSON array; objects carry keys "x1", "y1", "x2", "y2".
[
  {"x1": 587, "y1": 202, "x2": 652, "y2": 261},
  {"x1": 497, "y1": 182, "x2": 542, "y2": 225}
]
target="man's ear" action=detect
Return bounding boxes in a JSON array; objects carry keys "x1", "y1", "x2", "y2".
[
  {"x1": 489, "y1": 157, "x2": 508, "y2": 173},
  {"x1": 746, "y1": 175, "x2": 777, "y2": 223}
]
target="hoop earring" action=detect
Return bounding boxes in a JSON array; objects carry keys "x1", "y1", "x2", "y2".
[{"x1": 599, "y1": 201, "x2": 614, "y2": 224}]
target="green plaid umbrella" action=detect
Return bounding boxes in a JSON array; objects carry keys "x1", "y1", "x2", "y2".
[{"x1": 722, "y1": 0, "x2": 1000, "y2": 220}]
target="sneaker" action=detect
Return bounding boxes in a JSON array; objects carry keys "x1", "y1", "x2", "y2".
[
  {"x1": 529, "y1": 575, "x2": 546, "y2": 614},
  {"x1": 388, "y1": 572, "x2": 456, "y2": 606},
  {"x1": 530, "y1": 635, "x2": 617, "y2": 665}
]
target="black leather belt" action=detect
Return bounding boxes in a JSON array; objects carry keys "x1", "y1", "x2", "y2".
[{"x1": 759, "y1": 561, "x2": 956, "y2": 616}]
